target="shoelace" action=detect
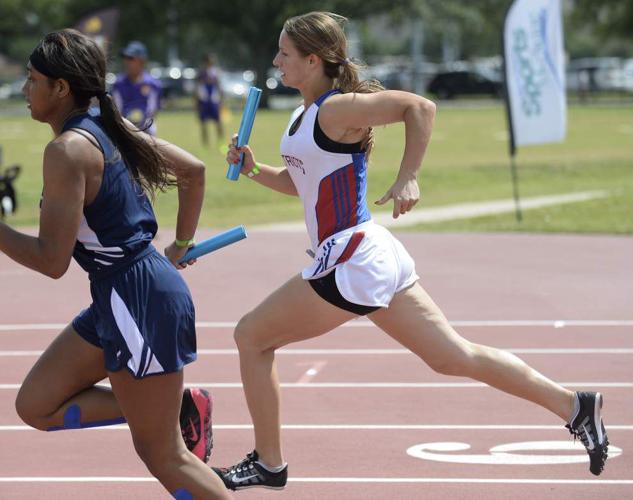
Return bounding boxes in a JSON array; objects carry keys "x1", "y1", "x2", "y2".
[
  {"x1": 231, "y1": 453, "x2": 258, "y2": 475},
  {"x1": 567, "y1": 422, "x2": 608, "y2": 466},
  {"x1": 567, "y1": 424, "x2": 592, "y2": 449}
]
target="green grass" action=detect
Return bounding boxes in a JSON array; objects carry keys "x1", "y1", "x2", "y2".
[{"x1": 1, "y1": 102, "x2": 632, "y2": 233}]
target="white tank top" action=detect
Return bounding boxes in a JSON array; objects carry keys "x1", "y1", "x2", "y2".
[{"x1": 280, "y1": 89, "x2": 371, "y2": 256}]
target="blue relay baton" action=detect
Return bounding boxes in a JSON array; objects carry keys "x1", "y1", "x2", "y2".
[
  {"x1": 178, "y1": 225, "x2": 247, "y2": 264},
  {"x1": 226, "y1": 87, "x2": 262, "y2": 181}
]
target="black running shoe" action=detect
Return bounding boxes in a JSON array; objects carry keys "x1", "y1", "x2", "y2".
[
  {"x1": 180, "y1": 388, "x2": 213, "y2": 463},
  {"x1": 566, "y1": 391, "x2": 609, "y2": 475},
  {"x1": 212, "y1": 450, "x2": 288, "y2": 490}
]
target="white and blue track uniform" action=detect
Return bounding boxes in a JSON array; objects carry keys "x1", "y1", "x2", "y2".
[
  {"x1": 281, "y1": 89, "x2": 418, "y2": 309},
  {"x1": 66, "y1": 113, "x2": 196, "y2": 378}
]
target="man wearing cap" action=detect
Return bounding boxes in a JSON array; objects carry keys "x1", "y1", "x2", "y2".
[{"x1": 112, "y1": 41, "x2": 161, "y2": 135}]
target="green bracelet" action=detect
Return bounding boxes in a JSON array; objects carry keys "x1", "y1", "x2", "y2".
[
  {"x1": 247, "y1": 163, "x2": 261, "y2": 178},
  {"x1": 175, "y1": 237, "x2": 195, "y2": 248}
]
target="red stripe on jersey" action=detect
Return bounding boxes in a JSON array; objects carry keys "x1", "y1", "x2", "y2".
[
  {"x1": 316, "y1": 163, "x2": 359, "y2": 244},
  {"x1": 316, "y1": 174, "x2": 338, "y2": 243},
  {"x1": 335, "y1": 231, "x2": 365, "y2": 265}
]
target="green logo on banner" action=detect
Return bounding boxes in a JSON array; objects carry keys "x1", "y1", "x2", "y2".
[{"x1": 512, "y1": 13, "x2": 547, "y2": 118}]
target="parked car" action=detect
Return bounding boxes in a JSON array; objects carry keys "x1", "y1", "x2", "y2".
[
  {"x1": 426, "y1": 69, "x2": 502, "y2": 99},
  {"x1": 0, "y1": 77, "x2": 25, "y2": 100},
  {"x1": 566, "y1": 57, "x2": 625, "y2": 93},
  {"x1": 220, "y1": 70, "x2": 255, "y2": 99}
]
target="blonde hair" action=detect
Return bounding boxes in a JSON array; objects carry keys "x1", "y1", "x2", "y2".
[{"x1": 284, "y1": 11, "x2": 383, "y2": 155}]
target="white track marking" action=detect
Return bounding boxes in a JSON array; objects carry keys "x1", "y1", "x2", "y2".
[
  {"x1": 1, "y1": 382, "x2": 632, "y2": 390},
  {"x1": 1, "y1": 319, "x2": 632, "y2": 332},
  {"x1": 296, "y1": 360, "x2": 328, "y2": 383},
  {"x1": 406, "y1": 441, "x2": 623, "y2": 465},
  {"x1": 2, "y1": 348, "x2": 633, "y2": 357},
  {"x1": 2, "y1": 424, "x2": 633, "y2": 431},
  {"x1": 0, "y1": 476, "x2": 631, "y2": 485}
]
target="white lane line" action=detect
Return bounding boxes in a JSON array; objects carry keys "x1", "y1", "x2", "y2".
[
  {"x1": 2, "y1": 424, "x2": 633, "y2": 431},
  {"x1": 1, "y1": 319, "x2": 632, "y2": 332},
  {"x1": 0, "y1": 476, "x2": 631, "y2": 485},
  {"x1": 289, "y1": 478, "x2": 633, "y2": 485},
  {"x1": 4, "y1": 348, "x2": 633, "y2": 357},
  {"x1": 2, "y1": 348, "x2": 633, "y2": 357},
  {"x1": 1, "y1": 382, "x2": 632, "y2": 390}
]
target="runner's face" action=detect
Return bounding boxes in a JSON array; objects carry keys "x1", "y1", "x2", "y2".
[
  {"x1": 23, "y1": 64, "x2": 57, "y2": 122},
  {"x1": 272, "y1": 30, "x2": 311, "y2": 89},
  {"x1": 124, "y1": 57, "x2": 144, "y2": 79}
]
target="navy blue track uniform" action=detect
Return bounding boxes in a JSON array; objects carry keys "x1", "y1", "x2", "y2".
[{"x1": 65, "y1": 113, "x2": 196, "y2": 378}]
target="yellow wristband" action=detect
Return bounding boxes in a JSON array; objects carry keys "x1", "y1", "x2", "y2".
[{"x1": 175, "y1": 238, "x2": 195, "y2": 248}]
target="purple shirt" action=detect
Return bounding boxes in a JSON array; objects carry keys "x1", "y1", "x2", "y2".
[{"x1": 112, "y1": 72, "x2": 161, "y2": 134}]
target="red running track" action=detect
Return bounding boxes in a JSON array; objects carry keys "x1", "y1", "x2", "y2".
[{"x1": 0, "y1": 231, "x2": 632, "y2": 499}]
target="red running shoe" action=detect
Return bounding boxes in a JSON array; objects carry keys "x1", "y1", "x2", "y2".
[{"x1": 180, "y1": 388, "x2": 213, "y2": 463}]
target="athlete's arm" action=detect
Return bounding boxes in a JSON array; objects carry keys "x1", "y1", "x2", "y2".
[
  {"x1": 320, "y1": 91, "x2": 436, "y2": 218},
  {"x1": 161, "y1": 141, "x2": 205, "y2": 248},
  {"x1": 226, "y1": 138, "x2": 298, "y2": 196},
  {"x1": 125, "y1": 118, "x2": 205, "y2": 252},
  {"x1": 0, "y1": 139, "x2": 87, "y2": 278}
]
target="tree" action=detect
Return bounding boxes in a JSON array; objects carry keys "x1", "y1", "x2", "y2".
[
  {"x1": 566, "y1": 0, "x2": 633, "y2": 57},
  {"x1": 182, "y1": 0, "x2": 414, "y2": 107}
]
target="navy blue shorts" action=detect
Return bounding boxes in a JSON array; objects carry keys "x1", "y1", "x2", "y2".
[
  {"x1": 72, "y1": 248, "x2": 197, "y2": 378},
  {"x1": 198, "y1": 101, "x2": 220, "y2": 122}
]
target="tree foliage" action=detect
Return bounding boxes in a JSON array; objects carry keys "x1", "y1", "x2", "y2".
[{"x1": 1, "y1": 0, "x2": 631, "y2": 83}]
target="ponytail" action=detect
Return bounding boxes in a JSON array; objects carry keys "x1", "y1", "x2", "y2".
[
  {"x1": 97, "y1": 92, "x2": 175, "y2": 197},
  {"x1": 331, "y1": 59, "x2": 384, "y2": 157}
]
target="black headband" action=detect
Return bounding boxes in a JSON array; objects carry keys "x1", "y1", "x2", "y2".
[
  {"x1": 29, "y1": 46, "x2": 106, "y2": 98},
  {"x1": 29, "y1": 50, "x2": 59, "y2": 79}
]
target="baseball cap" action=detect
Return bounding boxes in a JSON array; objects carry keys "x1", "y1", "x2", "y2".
[{"x1": 121, "y1": 41, "x2": 148, "y2": 59}]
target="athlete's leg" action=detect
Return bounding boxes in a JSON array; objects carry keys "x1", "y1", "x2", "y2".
[
  {"x1": 15, "y1": 323, "x2": 121, "y2": 430},
  {"x1": 234, "y1": 273, "x2": 356, "y2": 467},
  {"x1": 108, "y1": 368, "x2": 231, "y2": 498},
  {"x1": 214, "y1": 116, "x2": 224, "y2": 143},
  {"x1": 15, "y1": 323, "x2": 212, "y2": 464},
  {"x1": 200, "y1": 117, "x2": 209, "y2": 147},
  {"x1": 369, "y1": 282, "x2": 575, "y2": 421}
]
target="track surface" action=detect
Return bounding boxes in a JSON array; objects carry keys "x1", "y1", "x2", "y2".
[{"x1": 1, "y1": 231, "x2": 631, "y2": 499}]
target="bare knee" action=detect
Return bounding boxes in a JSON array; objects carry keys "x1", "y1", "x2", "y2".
[
  {"x1": 425, "y1": 341, "x2": 477, "y2": 377},
  {"x1": 233, "y1": 314, "x2": 253, "y2": 348},
  {"x1": 234, "y1": 313, "x2": 271, "y2": 354},
  {"x1": 15, "y1": 388, "x2": 47, "y2": 431}
]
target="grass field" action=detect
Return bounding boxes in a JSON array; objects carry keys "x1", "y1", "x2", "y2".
[{"x1": 1, "y1": 101, "x2": 631, "y2": 234}]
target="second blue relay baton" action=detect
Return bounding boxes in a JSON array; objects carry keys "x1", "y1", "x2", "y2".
[
  {"x1": 226, "y1": 87, "x2": 262, "y2": 181},
  {"x1": 178, "y1": 225, "x2": 247, "y2": 264}
]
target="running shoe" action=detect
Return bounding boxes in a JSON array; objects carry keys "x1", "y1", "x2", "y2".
[
  {"x1": 212, "y1": 450, "x2": 288, "y2": 490},
  {"x1": 566, "y1": 391, "x2": 609, "y2": 475},
  {"x1": 180, "y1": 388, "x2": 213, "y2": 463}
]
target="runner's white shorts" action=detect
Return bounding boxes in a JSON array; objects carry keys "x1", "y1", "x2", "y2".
[{"x1": 302, "y1": 220, "x2": 419, "y2": 308}]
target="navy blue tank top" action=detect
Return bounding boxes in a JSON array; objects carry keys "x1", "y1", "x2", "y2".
[{"x1": 61, "y1": 113, "x2": 157, "y2": 279}]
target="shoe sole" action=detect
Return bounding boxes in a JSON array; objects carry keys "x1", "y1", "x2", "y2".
[
  {"x1": 590, "y1": 392, "x2": 608, "y2": 476},
  {"x1": 594, "y1": 392, "x2": 604, "y2": 445}
]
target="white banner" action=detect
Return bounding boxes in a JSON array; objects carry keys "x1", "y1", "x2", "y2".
[{"x1": 504, "y1": 0, "x2": 566, "y2": 148}]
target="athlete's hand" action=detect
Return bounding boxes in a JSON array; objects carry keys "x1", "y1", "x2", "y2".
[
  {"x1": 164, "y1": 241, "x2": 197, "y2": 270},
  {"x1": 226, "y1": 134, "x2": 257, "y2": 176},
  {"x1": 375, "y1": 176, "x2": 420, "y2": 219}
]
